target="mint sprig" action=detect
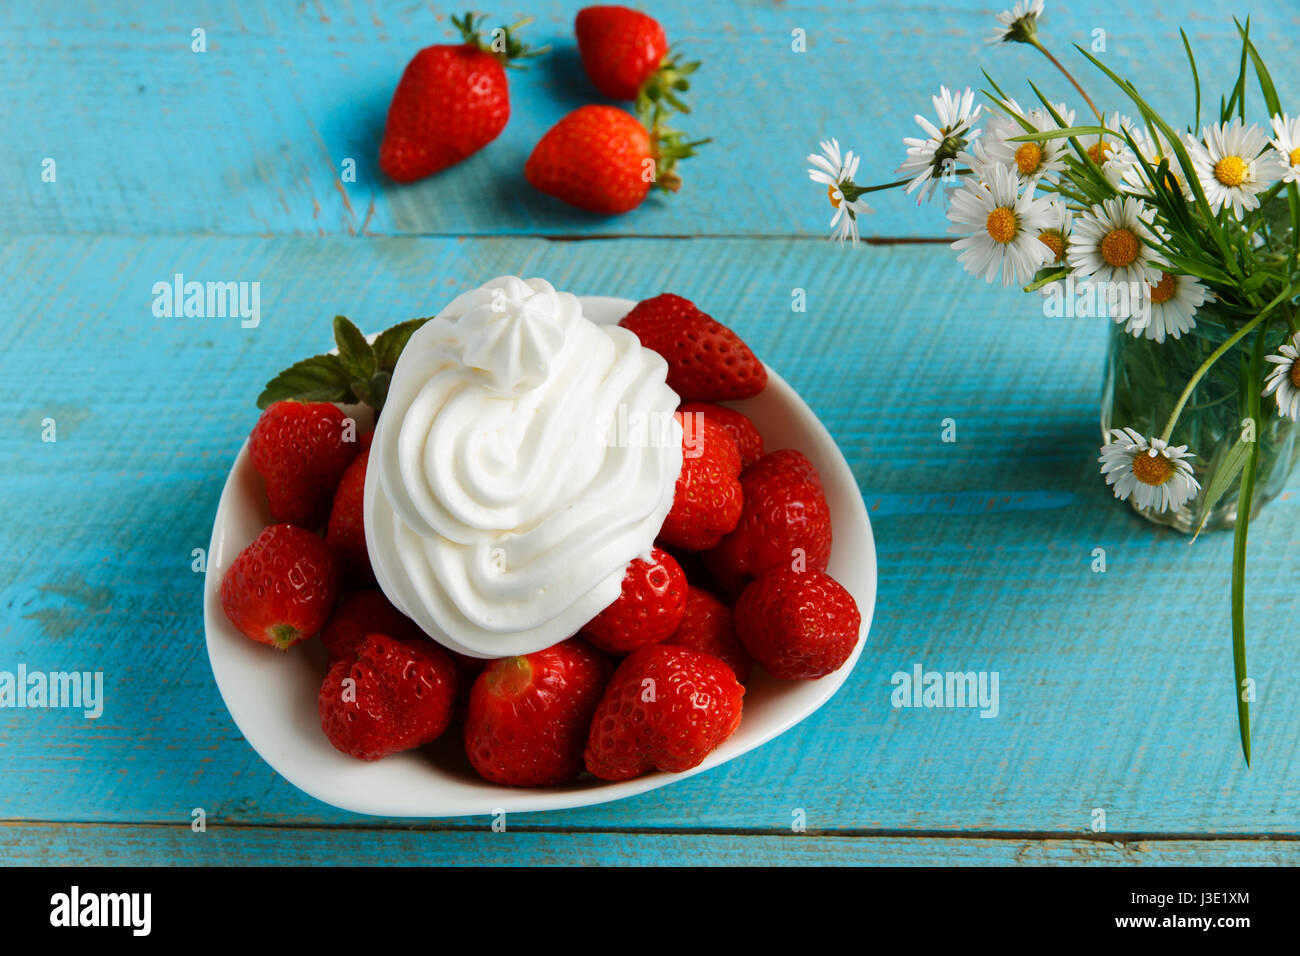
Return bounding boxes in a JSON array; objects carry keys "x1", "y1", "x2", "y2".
[{"x1": 256, "y1": 315, "x2": 431, "y2": 412}]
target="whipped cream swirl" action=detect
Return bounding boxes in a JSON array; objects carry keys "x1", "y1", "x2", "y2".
[{"x1": 364, "y1": 276, "x2": 683, "y2": 658}]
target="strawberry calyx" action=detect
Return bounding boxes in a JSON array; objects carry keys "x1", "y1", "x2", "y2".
[
  {"x1": 269, "y1": 623, "x2": 302, "y2": 651},
  {"x1": 641, "y1": 103, "x2": 710, "y2": 194},
  {"x1": 635, "y1": 48, "x2": 700, "y2": 116},
  {"x1": 452, "y1": 11, "x2": 549, "y2": 68}
]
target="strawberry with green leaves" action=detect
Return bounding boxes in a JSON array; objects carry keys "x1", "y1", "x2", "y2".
[
  {"x1": 525, "y1": 103, "x2": 707, "y2": 215},
  {"x1": 575, "y1": 6, "x2": 699, "y2": 111},
  {"x1": 379, "y1": 13, "x2": 546, "y2": 183}
]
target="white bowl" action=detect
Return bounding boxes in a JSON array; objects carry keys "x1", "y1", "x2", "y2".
[{"x1": 203, "y1": 295, "x2": 877, "y2": 817}]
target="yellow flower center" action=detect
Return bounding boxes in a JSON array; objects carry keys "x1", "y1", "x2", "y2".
[
  {"x1": 1289, "y1": 147, "x2": 1300, "y2": 168},
  {"x1": 1131, "y1": 451, "x2": 1174, "y2": 487},
  {"x1": 1100, "y1": 228, "x2": 1140, "y2": 268},
  {"x1": 985, "y1": 206, "x2": 1018, "y2": 244},
  {"x1": 1037, "y1": 230, "x2": 1065, "y2": 262},
  {"x1": 827, "y1": 184, "x2": 842, "y2": 209},
  {"x1": 1148, "y1": 272, "x2": 1176, "y2": 305},
  {"x1": 1290, "y1": 359, "x2": 1300, "y2": 390},
  {"x1": 1214, "y1": 155, "x2": 1248, "y2": 187},
  {"x1": 1087, "y1": 141, "x2": 1113, "y2": 164},
  {"x1": 1014, "y1": 143, "x2": 1044, "y2": 176}
]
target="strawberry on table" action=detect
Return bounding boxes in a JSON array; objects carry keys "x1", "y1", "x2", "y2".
[
  {"x1": 657, "y1": 412, "x2": 743, "y2": 551},
  {"x1": 319, "y1": 588, "x2": 425, "y2": 665},
  {"x1": 220, "y1": 524, "x2": 341, "y2": 650},
  {"x1": 525, "y1": 104, "x2": 706, "y2": 215},
  {"x1": 664, "y1": 586, "x2": 753, "y2": 683},
  {"x1": 705, "y1": 449, "x2": 832, "y2": 589},
  {"x1": 379, "y1": 13, "x2": 545, "y2": 183},
  {"x1": 679, "y1": 401, "x2": 764, "y2": 467},
  {"x1": 464, "y1": 639, "x2": 612, "y2": 787},
  {"x1": 619, "y1": 294, "x2": 767, "y2": 401},
  {"x1": 575, "y1": 5, "x2": 698, "y2": 108},
  {"x1": 326, "y1": 448, "x2": 373, "y2": 588},
  {"x1": 249, "y1": 401, "x2": 361, "y2": 530},
  {"x1": 734, "y1": 569, "x2": 861, "y2": 680},
  {"x1": 581, "y1": 547, "x2": 687, "y2": 654},
  {"x1": 584, "y1": 644, "x2": 743, "y2": 781},
  {"x1": 319, "y1": 633, "x2": 459, "y2": 760}
]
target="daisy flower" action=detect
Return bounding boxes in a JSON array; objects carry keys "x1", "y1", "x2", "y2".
[
  {"x1": 989, "y1": 0, "x2": 1045, "y2": 44},
  {"x1": 1120, "y1": 271, "x2": 1208, "y2": 344},
  {"x1": 807, "y1": 138, "x2": 873, "y2": 245},
  {"x1": 1035, "y1": 198, "x2": 1073, "y2": 268},
  {"x1": 947, "y1": 162, "x2": 1056, "y2": 286},
  {"x1": 1188, "y1": 119, "x2": 1289, "y2": 217},
  {"x1": 1067, "y1": 195, "x2": 1168, "y2": 287},
  {"x1": 897, "y1": 86, "x2": 983, "y2": 203},
  {"x1": 1262, "y1": 333, "x2": 1300, "y2": 421},
  {"x1": 983, "y1": 107, "x2": 1071, "y2": 184},
  {"x1": 1119, "y1": 127, "x2": 1196, "y2": 200},
  {"x1": 1080, "y1": 112, "x2": 1140, "y2": 189},
  {"x1": 1270, "y1": 114, "x2": 1300, "y2": 184},
  {"x1": 1099, "y1": 428, "x2": 1200, "y2": 514}
]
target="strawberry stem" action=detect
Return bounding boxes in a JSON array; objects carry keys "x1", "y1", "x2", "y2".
[
  {"x1": 642, "y1": 103, "x2": 710, "y2": 194},
  {"x1": 452, "y1": 11, "x2": 550, "y2": 67},
  {"x1": 635, "y1": 48, "x2": 701, "y2": 116}
]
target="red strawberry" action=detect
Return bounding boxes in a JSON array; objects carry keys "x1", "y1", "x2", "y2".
[
  {"x1": 220, "y1": 524, "x2": 340, "y2": 650},
  {"x1": 379, "y1": 14, "x2": 542, "y2": 183},
  {"x1": 619, "y1": 294, "x2": 766, "y2": 401},
  {"x1": 464, "y1": 639, "x2": 612, "y2": 786},
  {"x1": 664, "y1": 586, "x2": 752, "y2": 683},
  {"x1": 575, "y1": 6, "x2": 698, "y2": 107},
  {"x1": 581, "y1": 547, "x2": 687, "y2": 654},
  {"x1": 326, "y1": 449, "x2": 373, "y2": 588},
  {"x1": 679, "y1": 402, "x2": 764, "y2": 467},
  {"x1": 705, "y1": 449, "x2": 832, "y2": 589},
  {"x1": 525, "y1": 105, "x2": 705, "y2": 214},
  {"x1": 320, "y1": 633, "x2": 459, "y2": 760},
  {"x1": 249, "y1": 401, "x2": 362, "y2": 529},
  {"x1": 658, "y1": 412, "x2": 742, "y2": 551},
  {"x1": 319, "y1": 589, "x2": 424, "y2": 664},
  {"x1": 734, "y1": 569, "x2": 860, "y2": 680},
  {"x1": 584, "y1": 644, "x2": 743, "y2": 781}
]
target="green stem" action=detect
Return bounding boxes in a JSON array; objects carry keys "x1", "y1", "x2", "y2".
[
  {"x1": 1159, "y1": 286, "x2": 1295, "y2": 442},
  {"x1": 1230, "y1": 317, "x2": 1268, "y2": 766},
  {"x1": 1029, "y1": 38, "x2": 1104, "y2": 122},
  {"x1": 843, "y1": 172, "x2": 973, "y2": 201}
]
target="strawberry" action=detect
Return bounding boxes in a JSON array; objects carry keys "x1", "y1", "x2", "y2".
[
  {"x1": 584, "y1": 644, "x2": 743, "y2": 781},
  {"x1": 664, "y1": 586, "x2": 752, "y2": 683},
  {"x1": 325, "y1": 448, "x2": 373, "y2": 588},
  {"x1": 319, "y1": 588, "x2": 424, "y2": 664},
  {"x1": 575, "y1": 6, "x2": 698, "y2": 108},
  {"x1": 734, "y1": 569, "x2": 861, "y2": 680},
  {"x1": 249, "y1": 401, "x2": 361, "y2": 530},
  {"x1": 320, "y1": 633, "x2": 459, "y2": 760},
  {"x1": 464, "y1": 639, "x2": 612, "y2": 786},
  {"x1": 379, "y1": 14, "x2": 543, "y2": 183},
  {"x1": 657, "y1": 412, "x2": 742, "y2": 551},
  {"x1": 679, "y1": 402, "x2": 764, "y2": 467},
  {"x1": 220, "y1": 524, "x2": 340, "y2": 650},
  {"x1": 619, "y1": 294, "x2": 767, "y2": 401},
  {"x1": 581, "y1": 547, "x2": 687, "y2": 654},
  {"x1": 525, "y1": 105, "x2": 706, "y2": 214},
  {"x1": 705, "y1": 449, "x2": 832, "y2": 589}
]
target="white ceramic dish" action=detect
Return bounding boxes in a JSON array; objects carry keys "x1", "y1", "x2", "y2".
[{"x1": 204, "y1": 295, "x2": 877, "y2": 817}]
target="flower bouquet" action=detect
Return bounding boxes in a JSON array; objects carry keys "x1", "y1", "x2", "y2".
[{"x1": 810, "y1": 1, "x2": 1299, "y2": 762}]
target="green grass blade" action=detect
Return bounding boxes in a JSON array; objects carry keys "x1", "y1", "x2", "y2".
[{"x1": 1181, "y1": 29, "x2": 1201, "y2": 131}]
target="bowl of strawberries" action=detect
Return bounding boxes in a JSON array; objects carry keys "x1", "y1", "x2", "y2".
[{"x1": 204, "y1": 285, "x2": 876, "y2": 817}]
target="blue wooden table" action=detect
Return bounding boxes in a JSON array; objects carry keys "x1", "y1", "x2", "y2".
[{"x1": 3, "y1": 0, "x2": 1299, "y2": 866}]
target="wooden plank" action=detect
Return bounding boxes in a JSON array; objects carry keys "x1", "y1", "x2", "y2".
[
  {"x1": 1, "y1": 235, "x2": 1298, "y2": 837},
  {"x1": 3, "y1": 822, "x2": 1298, "y2": 866},
  {"x1": 2, "y1": 1, "x2": 1294, "y2": 238}
]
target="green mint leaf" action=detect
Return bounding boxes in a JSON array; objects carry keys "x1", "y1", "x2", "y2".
[
  {"x1": 374, "y1": 317, "x2": 432, "y2": 373},
  {"x1": 256, "y1": 354, "x2": 355, "y2": 409},
  {"x1": 333, "y1": 315, "x2": 377, "y2": 381}
]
